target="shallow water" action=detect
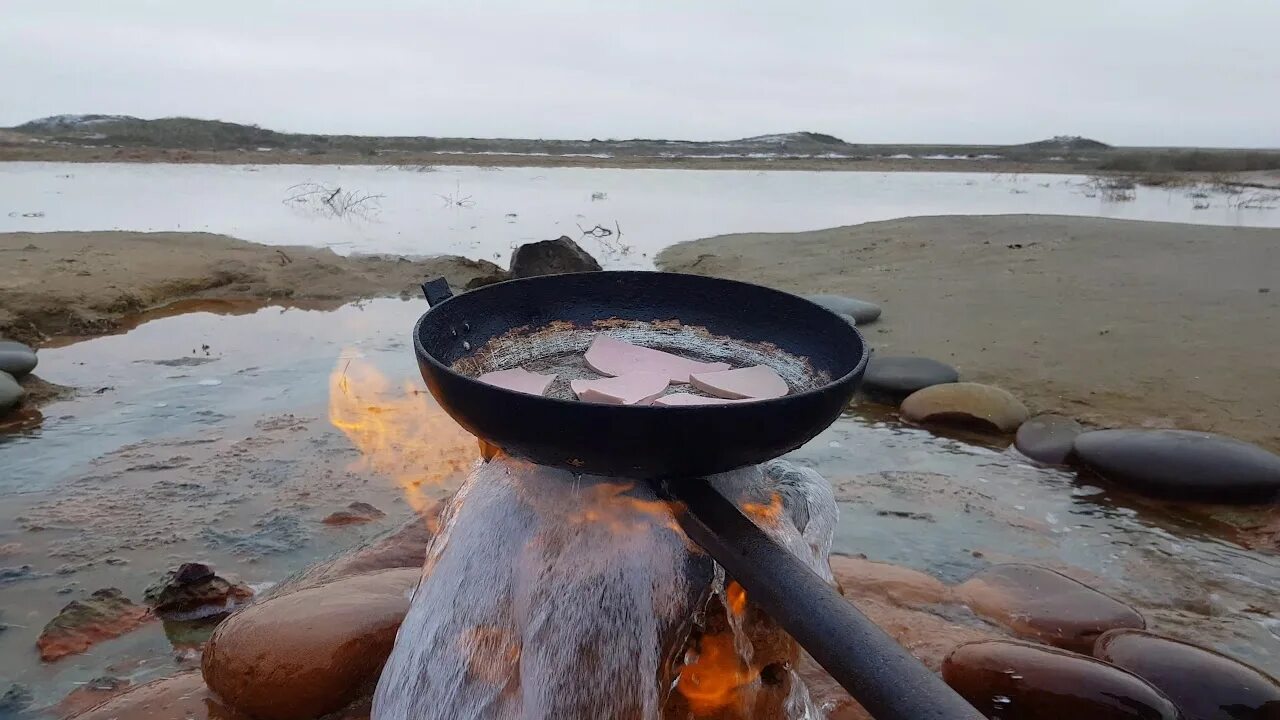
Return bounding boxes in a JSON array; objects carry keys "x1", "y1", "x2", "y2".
[
  {"x1": 1, "y1": 298, "x2": 1276, "y2": 716},
  {"x1": 4, "y1": 162, "x2": 1279, "y2": 268}
]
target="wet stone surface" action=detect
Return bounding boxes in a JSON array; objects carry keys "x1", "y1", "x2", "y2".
[
  {"x1": 1094, "y1": 629, "x2": 1280, "y2": 720},
  {"x1": 1074, "y1": 429, "x2": 1280, "y2": 504},
  {"x1": 954, "y1": 563, "x2": 1145, "y2": 653},
  {"x1": 942, "y1": 640, "x2": 1181, "y2": 720},
  {"x1": 900, "y1": 382, "x2": 1030, "y2": 433},
  {"x1": 860, "y1": 355, "x2": 959, "y2": 403}
]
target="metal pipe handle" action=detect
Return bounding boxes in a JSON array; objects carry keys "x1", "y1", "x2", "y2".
[{"x1": 664, "y1": 480, "x2": 984, "y2": 720}]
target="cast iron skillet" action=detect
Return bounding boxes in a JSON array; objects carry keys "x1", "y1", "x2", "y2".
[{"x1": 412, "y1": 270, "x2": 868, "y2": 479}]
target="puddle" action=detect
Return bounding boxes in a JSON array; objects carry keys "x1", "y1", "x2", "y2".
[{"x1": 1, "y1": 298, "x2": 1277, "y2": 713}]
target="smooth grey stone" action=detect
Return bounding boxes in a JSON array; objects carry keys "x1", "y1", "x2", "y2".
[
  {"x1": 805, "y1": 294, "x2": 882, "y2": 324},
  {"x1": 0, "y1": 340, "x2": 37, "y2": 378},
  {"x1": 1015, "y1": 414, "x2": 1083, "y2": 465},
  {"x1": 1074, "y1": 429, "x2": 1280, "y2": 504},
  {"x1": 862, "y1": 355, "x2": 959, "y2": 402},
  {"x1": 0, "y1": 371, "x2": 23, "y2": 412}
]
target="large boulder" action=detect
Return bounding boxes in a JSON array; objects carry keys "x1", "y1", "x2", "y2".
[
  {"x1": 954, "y1": 564, "x2": 1144, "y2": 653},
  {"x1": 201, "y1": 567, "x2": 419, "y2": 720},
  {"x1": 804, "y1": 294, "x2": 882, "y2": 324},
  {"x1": 69, "y1": 672, "x2": 246, "y2": 720},
  {"x1": 1015, "y1": 414, "x2": 1083, "y2": 465},
  {"x1": 1094, "y1": 629, "x2": 1280, "y2": 720},
  {"x1": 0, "y1": 340, "x2": 37, "y2": 378},
  {"x1": 1073, "y1": 429, "x2": 1280, "y2": 504},
  {"x1": 509, "y1": 236, "x2": 602, "y2": 278},
  {"x1": 943, "y1": 640, "x2": 1181, "y2": 719},
  {"x1": 860, "y1": 356, "x2": 959, "y2": 403},
  {"x1": 37, "y1": 588, "x2": 153, "y2": 662},
  {"x1": 143, "y1": 563, "x2": 254, "y2": 618},
  {"x1": 900, "y1": 382, "x2": 1029, "y2": 433},
  {"x1": 0, "y1": 371, "x2": 23, "y2": 413}
]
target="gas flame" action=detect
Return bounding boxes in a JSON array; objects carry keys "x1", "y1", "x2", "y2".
[
  {"x1": 328, "y1": 352, "x2": 479, "y2": 513},
  {"x1": 558, "y1": 479, "x2": 680, "y2": 535},
  {"x1": 741, "y1": 492, "x2": 784, "y2": 526},
  {"x1": 725, "y1": 581, "x2": 748, "y2": 619},
  {"x1": 676, "y1": 629, "x2": 755, "y2": 715}
]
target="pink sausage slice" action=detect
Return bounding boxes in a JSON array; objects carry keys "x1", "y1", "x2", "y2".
[
  {"x1": 570, "y1": 372, "x2": 670, "y2": 405},
  {"x1": 584, "y1": 336, "x2": 729, "y2": 384},
  {"x1": 477, "y1": 367, "x2": 556, "y2": 396},
  {"x1": 652, "y1": 393, "x2": 748, "y2": 406},
  {"x1": 689, "y1": 365, "x2": 788, "y2": 400}
]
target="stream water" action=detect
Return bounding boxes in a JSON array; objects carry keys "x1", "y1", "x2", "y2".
[{"x1": 1, "y1": 163, "x2": 1279, "y2": 716}]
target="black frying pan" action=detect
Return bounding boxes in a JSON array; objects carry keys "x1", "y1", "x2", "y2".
[
  {"x1": 411, "y1": 270, "x2": 983, "y2": 720},
  {"x1": 413, "y1": 270, "x2": 867, "y2": 479}
]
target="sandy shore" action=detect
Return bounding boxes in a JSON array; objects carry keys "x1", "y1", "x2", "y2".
[
  {"x1": 658, "y1": 215, "x2": 1280, "y2": 451},
  {"x1": 0, "y1": 231, "x2": 504, "y2": 344}
]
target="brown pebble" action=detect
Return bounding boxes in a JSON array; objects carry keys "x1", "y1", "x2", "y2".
[
  {"x1": 1094, "y1": 629, "x2": 1280, "y2": 720},
  {"x1": 954, "y1": 564, "x2": 1144, "y2": 653},
  {"x1": 943, "y1": 640, "x2": 1181, "y2": 719}
]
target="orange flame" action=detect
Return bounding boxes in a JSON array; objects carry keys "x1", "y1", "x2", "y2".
[
  {"x1": 741, "y1": 492, "x2": 783, "y2": 526},
  {"x1": 328, "y1": 352, "x2": 478, "y2": 513},
  {"x1": 677, "y1": 630, "x2": 754, "y2": 715},
  {"x1": 725, "y1": 581, "x2": 748, "y2": 619},
  {"x1": 561, "y1": 482, "x2": 683, "y2": 538}
]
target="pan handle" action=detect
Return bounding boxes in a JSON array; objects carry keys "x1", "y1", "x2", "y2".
[
  {"x1": 662, "y1": 480, "x2": 984, "y2": 720},
  {"x1": 421, "y1": 277, "x2": 454, "y2": 307}
]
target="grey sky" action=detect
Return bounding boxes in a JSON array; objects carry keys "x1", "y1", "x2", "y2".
[{"x1": 3, "y1": 0, "x2": 1278, "y2": 147}]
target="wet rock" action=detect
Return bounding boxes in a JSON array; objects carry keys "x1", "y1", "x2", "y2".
[
  {"x1": 0, "y1": 340, "x2": 38, "y2": 378},
  {"x1": 1073, "y1": 429, "x2": 1280, "y2": 504},
  {"x1": 509, "y1": 235, "x2": 602, "y2": 278},
  {"x1": 56, "y1": 676, "x2": 133, "y2": 717},
  {"x1": 69, "y1": 672, "x2": 247, "y2": 720},
  {"x1": 1094, "y1": 629, "x2": 1280, "y2": 720},
  {"x1": 37, "y1": 588, "x2": 153, "y2": 662},
  {"x1": 900, "y1": 382, "x2": 1030, "y2": 433},
  {"x1": 955, "y1": 564, "x2": 1144, "y2": 653},
  {"x1": 860, "y1": 356, "x2": 959, "y2": 403},
  {"x1": 1015, "y1": 414, "x2": 1083, "y2": 465},
  {"x1": 0, "y1": 564, "x2": 45, "y2": 585},
  {"x1": 202, "y1": 567, "x2": 419, "y2": 720},
  {"x1": 267, "y1": 508, "x2": 441, "y2": 598},
  {"x1": 943, "y1": 640, "x2": 1181, "y2": 720},
  {"x1": 829, "y1": 555, "x2": 952, "y2": 607},
  {"x1": 805, "y1": 294, "x2": 882, "y2": 324},
  {"x1": 1, "y1": 683, "x2": 33, "y2": 716},
  {"x1": 322, "y1": 501, "x2": 386, "y2": 526},
  {"x1": 144, "y1": 563, "x2": 254, "y2": 618},
  {"x1": 0, "y1": 371, "x2": 23, "y2": 413},
  {"x1": 830, "y1": 559, "x2": 998, "y2": 671}
]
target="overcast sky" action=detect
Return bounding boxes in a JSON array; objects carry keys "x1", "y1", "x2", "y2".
[{"x1": 3, "y1": 1, "x2": 1278, "y2": 147}]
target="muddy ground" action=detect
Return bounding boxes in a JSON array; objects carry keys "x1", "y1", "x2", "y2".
[
  {"x1": 0, "y1": 231, "x2": 504, "y2": 344},
  {"x1": 658, "y1": 214, "x2": 1280, "y2": 451}
]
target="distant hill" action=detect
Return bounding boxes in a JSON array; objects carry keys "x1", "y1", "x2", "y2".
[
  {"x1": 10, "y1": 115, "x2": 1278, "y2": 173},
  {"x1": 15, "y1": 115, "x2": 288, "y2": 149},
  {"x1": 1017, "y1": 135, "x2": 1111, "y2": 153}
]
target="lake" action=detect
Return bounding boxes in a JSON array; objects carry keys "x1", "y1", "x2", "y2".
[{"x1": 3, "y1": 162, "x2": 1278, "y2": 268}]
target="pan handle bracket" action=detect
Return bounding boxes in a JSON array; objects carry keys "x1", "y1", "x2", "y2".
[{"x1": 421, "y1": 277, "x2": 455, "y2": 307}]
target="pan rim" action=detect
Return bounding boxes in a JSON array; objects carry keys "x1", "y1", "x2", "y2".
[{"x1": 412, "y1": 271, "x2": 870, "y2": 412}]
